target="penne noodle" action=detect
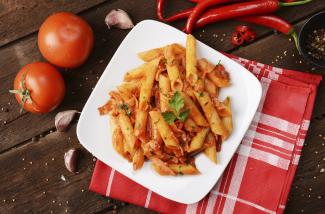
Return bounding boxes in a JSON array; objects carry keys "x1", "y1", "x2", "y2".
[
  {"x1": 118, "y1": 113, "x2": 138, "y2": 156},
  {"x1": 134, "y1": 110, "x2": 148, "y2": 143},
  {"x1": 171, "y1": 43, "x2": 186, "y2": 55},
  {"x1": 117, "y1": 81, "x2": 141, "y2": 98},
  {"x1": 158, "y1": 74, "x2": 171, "y2": 112},
  {"x1": 197, "y1": 58, "x2": 215, "y2": 75},
  {"x1": 188, "y1": 128, "x2": 210, "y2": 152},
  {"x1": 110, "y1": 116, "x2": 125, "y2": 158},
  {"x1": 124, "y1": 58, "x2": 160, "y2": 81},
  {"x1": 151, "y1": 115, "x2": 163, "y2": 147},
  {"x1": 151, "y1": 157, "x2": 176, "y2": 176},
  {"x1": 194, "y1": 91, "x2": 229, "y2": 138},
  {"x1": 164, "y1": 45, "x2": 183, "y2": 91},
  {"x1": 204, "y1": 78, "x2": 219, "y2": 98},
  {"x1": 169, "y1": 164, "x2": 199, "y2": 175},
  {"x1": 137, "y1": 43, "x2": 185, "y2": 62},
  {"x1": 138, "y1": 60, "x2": 159, "y2": 110},
  {"x1": 132, "y1": 148, "x2": 145, "y2": 170},
  {"x1": 204, "y1": 132, "x2": 217, "y2": 164},
  {"x1": 221, "y1": 97, "x2": 233, "y2": 140},
  {"x1": 138, "y1": 48, "x2": 163, "y2": 62},
  {"x1": 207, "y1": 64, "x2": 230, "y2": 88},
  {"x1": 186, "y1": 35, "x2": 199, "y2": 86},
  {"x1": 149, "y1": 111, "x2": 180, "y2": 149},
  {"x1": 181, "y1": 92, "x2": 209, "y2": 127},
  {"x1": 184, "y1": 118, "x2": 199, "y2": 132}
]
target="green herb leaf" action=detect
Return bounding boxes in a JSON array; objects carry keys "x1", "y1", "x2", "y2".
[
  {"x1": 199, "y1": 92, "x2": 204, "y2": 97},
  {"x1": 119, "y1": 103, "x2": 131, "y2": 116},
  {"x1": 162, "y1": 111, "x2": 177, "y2": 124},
  {"x1": 178, "y1": 165, "x2": 183, "y2": 175},
  {"x1": 169, "y1": 91, "x2": 184, "y2": 113},
  {"x1": 178, "y1": 109, "x2": 190, "y2": 122},
  {"x1": 216, "y1": 59, "x2": 221, "y2": 66}
]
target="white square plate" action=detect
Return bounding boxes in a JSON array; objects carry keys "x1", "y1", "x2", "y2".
[{"x1": 77, "y1": 20, "x2": 262, "y2": 204}]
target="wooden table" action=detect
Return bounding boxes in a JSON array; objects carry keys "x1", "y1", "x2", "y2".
[{"x1": 0, "y1": 1, "x2": 324, "y2": 213}]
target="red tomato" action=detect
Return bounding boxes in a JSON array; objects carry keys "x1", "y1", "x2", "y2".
[
  {"x1": 11, "y1": 62, "x2": 65, "y2": 114},
  {"x1": 38, "y1": 12, "x2": 94, "y2": 68}
]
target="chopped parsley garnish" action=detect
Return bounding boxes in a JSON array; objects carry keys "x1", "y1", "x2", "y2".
[
  {"x1": 168, "y1": 91, "x2": 184, "y2": 113},
  {"x1": 119, "y1": 103, "x2": 131, "y2": 116},
  {"x1": 161, "y1": 111, "x2": 177, "y2": 124},
  {"x1": 178, "y1": 109, "x2": 190, "y2": 122},
  {"x1": 162, "y1": 91, "x2": 190, "y2": 124},
  {"x1": 216, "y1": 59, "x2": 222, "y2": 66}
]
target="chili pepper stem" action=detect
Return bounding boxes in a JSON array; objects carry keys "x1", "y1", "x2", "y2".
[
  {"x1": 279, "y1": 0, "x2": 312, "y2": 7},
  {"x1": 289, "y1": 30, "x2": 299, "y2": 52}
]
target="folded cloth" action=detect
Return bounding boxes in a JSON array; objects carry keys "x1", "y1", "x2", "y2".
[{"x1": 89, "y1": 55, "x2": 322, "y2": 214}]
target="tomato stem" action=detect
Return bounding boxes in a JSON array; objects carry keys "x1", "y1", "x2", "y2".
[{"x1": 9, "y1": 74, "x2": 32, "y2": 113}]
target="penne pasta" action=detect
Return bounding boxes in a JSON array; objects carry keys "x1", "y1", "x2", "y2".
[
  {"x1": 186, "y1": 35, "x2": 199, "y2": 86},
  {"x1": 204, "y1": 78, "x2": 219, "y2": 98},
  {"x1": 134, "y1": 110, "x2": 148, "y2": 143},
  {"x1": 110, "y1": 116, "x2": 125, "y2": 158},
  {"x1": 117, "y1": 81, "x2": 141, "y2": 98},
  {"x1": 149, "y1": 111, "x2": 180, "y2": 149},
  {"x1": 138, "y1": 60, "x2": 159, "y2": 110},
  {"x1": 124, "y1": 58, "x2": 160, "y2": 81},
  {"x1": 118, "y1": 113, "x2": 138, "y2": 156},
  {"x1": 138, "y1": 48, "x2": 163, "y2": 62},
  {"x1": 204, "y1": 132, "x2": 217, "y2": 163},
  {"x1": 169, "y1": 164, "x2": 199, "y2": 175},
  {"x1": 221, "y1": 97, "x2": 233, "y2": 140},
  {"x1": 188, "y1": 128, "x2": 210, "y2": 152},
  {"x1": 158, "y1": 74, "x2": 171, "y2": 112},
  {"x1": 151, "y1": 157, "x2": 176, "y2": 176},
  {"x1": 184, "y1": 117, "x2": 199, "y2": 132},
  {"x1": 181, "y1": 92, "x2": 209, "y2": 127},
  {"x1": 194, "y1": 91, "x2": 229, "y2": 138},
  {"x1": 164, "y1": 45, "x2": 183, "y2": 91},
  {"x1": 208, "y1": 64, "x2": 230, "y2": 87},
  {"x1": 132, "y1": 148, "x2": 145, "y2": 170},
  {"x1": 137, "y1": 43, "x2": 185, "y2": 62}
]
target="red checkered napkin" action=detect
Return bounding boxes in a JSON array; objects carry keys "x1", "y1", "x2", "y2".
[{"x1": 89, "y1": 55, "x2": 322, "y2": 214}]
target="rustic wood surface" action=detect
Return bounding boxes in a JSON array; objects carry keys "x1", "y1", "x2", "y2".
[{"x1": 0, "y1": 0, "x2": 324, "y2": 213}]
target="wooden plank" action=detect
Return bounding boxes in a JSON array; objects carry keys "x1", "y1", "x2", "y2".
[
  {"x1": 0, "y1": 0, "x2": 107, "y2": 47},
  {"x1": 0, "y1": 124, "x2": 119, "y2": 213},
  {"x1": 1, "y1": 0, "x2": 325, "y2": 153},
  {"x1": 285, "y1": 116, "x2": 325, "y2": 214}
]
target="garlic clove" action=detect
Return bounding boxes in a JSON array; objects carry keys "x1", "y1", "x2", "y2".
[
  {"x1": 64, "y1": 148, "x2": 79, "y2": 173},
  {"x1": 55, "y1": 110, "x2": 79, "y2": 132},
  {"x1": 105, "y1": 9, "x2": 134, "y2": 30}
]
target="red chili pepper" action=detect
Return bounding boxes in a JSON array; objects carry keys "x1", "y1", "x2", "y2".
[
  {"x1": 231, "y1": 31, "x2": 244, "y2": 46},
  {"x1": 165, "y1": 0, "x2": 248, "y2": 23},
  {"x1": 235, "y1": 25, "x2": 256, "y2": 42},
  {"x1": 165, "y1": 8, "x2": 193, "y2": 22},
  {"x1": 236, "y1": 15, "x2": 299, "y2": 49},
  {"x1": 194, "y1": 0, "x2": 312, "y2": 30},
  {"x1": 236, "y1": 25, "x2": 251, "y2": 36},
  {"x1": 185, "y1": 0, "x2": 245, "y2": 33},
  {"x1": 157, "y1": 0, "x2": 165, "y2": 20}
]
